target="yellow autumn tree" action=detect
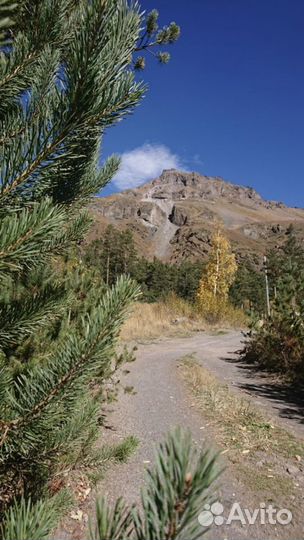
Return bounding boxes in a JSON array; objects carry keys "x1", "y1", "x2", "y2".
[{"x1": 197, "y1": 229, "x2": 237, "y2": 320}]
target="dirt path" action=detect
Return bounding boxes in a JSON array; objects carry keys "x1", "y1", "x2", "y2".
[
  {"x1": 179, "y1": 331, "x2": 304, "y2": 439},
  {"x1": 96, "y1": 331, "x2": 303, "y2": 540},
  {"x1": 96, "y1": 332, "x2": 302, "y2": 540}
]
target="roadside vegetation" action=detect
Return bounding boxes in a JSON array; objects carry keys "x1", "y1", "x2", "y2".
[
  {"x1": 120, "y1": 295, "x2": 246, "y2": 342},
  {"x1": 180, "y1": 355, "x2": 304, "y2": 459},
  {"x1": 179, "y1": 355, "x2": 304, "y2": 509},
  {"x1": 241, "y1": 228, "x2": 304, "y2": 381}
]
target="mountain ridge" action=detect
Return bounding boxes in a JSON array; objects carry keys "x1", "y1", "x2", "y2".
[{"x1": 89, "y1": 169, "x2": 304, "y2": 263}]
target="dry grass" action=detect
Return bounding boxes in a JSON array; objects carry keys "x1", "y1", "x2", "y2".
[
  {"x1": 212, "y1": 302, "x2": 248, "y2": 327},
  {"x1": 179, "y1": 356, "x2": 304, "y2": 503},
  {"x1": 120, "y1": 295, "x2": 247, "y2": 342},
  {"x1": 179, "y1": 355, "x2": 304, "y2": 460},
  {"x1": 120, "y1": 297, "x2": 205, "y2": 342}
]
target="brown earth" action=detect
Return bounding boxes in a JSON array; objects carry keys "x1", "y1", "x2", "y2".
[{"x1": 89, "y1": 169, "x2": 304, "y2": 263}]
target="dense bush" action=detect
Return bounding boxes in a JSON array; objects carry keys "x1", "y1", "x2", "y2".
[
  {"x1": 229, "y1": 258, "x2": 265, "y2": 314},
  {"x1": 241, "y1": 231, "x2": 304, "y2": 380}
]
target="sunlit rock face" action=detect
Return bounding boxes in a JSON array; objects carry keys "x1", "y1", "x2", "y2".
[{"x1": 89, "y1": 169, "x2": 304, "y2": 264}]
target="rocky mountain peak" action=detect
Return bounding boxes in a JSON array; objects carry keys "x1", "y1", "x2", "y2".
[
  {"x1": 89, "y1": 169, "x2": 304, "y2": 263},
  {"x1": 142, "y1": 169, "x2": 266, "y2": 207}
]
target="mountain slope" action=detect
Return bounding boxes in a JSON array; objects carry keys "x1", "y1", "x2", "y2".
[{"x1": 89, "y1": 169, "x2": 304, "y2": 263}]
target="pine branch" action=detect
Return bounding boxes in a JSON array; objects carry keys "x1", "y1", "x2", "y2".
[
  {"x1": 0, "y1": 0, "x2": 144, "y2": 204},
  {"x1": 0, "y1": 276, "x2": 141, "y2": 455},
  {"x1": 1, "y1": 492, "x2": 70, "y2": 540},
  {"x1": 0, "y1": 0, "x2": 18, "y2": 47},
  {"x1": 90, "y1": 497, "x2": 134, "y2": 540},
  {"x1": 0, "y1": 1, "x2": 181, "y2": 535},
  {"x1": 133, "y1": 428, "x2": 219, "y2": 540},
  {"x1": 76, "y1": 154, "x2": 121, "y2": 203},
  {"x1": 134, "y1": 10, "x2": 180, "y2": 68},
  {"x1": 0, "y1": 199, "x2": 71, "y2": 276},
  {"x1": 0, "y1": 198, "x2": 91, "y2": 278},
  {"x1": 0, "y1": 46, "x2": 61, "y2": 145},
  {"x1": 0, "y1": 283, "x2": 68, "y2": 351},
  {"x1": 91, "y1": 429, "x2": 219, "y2": 540}
]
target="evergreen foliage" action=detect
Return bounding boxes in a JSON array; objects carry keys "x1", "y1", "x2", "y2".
[
  {"x1": 90, "y1": 428, "x2": 218, "y2": 540},
  {"x1": 1, "y1": 430, "x2": 217, "y2": 540},
  {"x1": 0, "y1": 1, "x2": 181, "y2": 536},
  {"x1": 85, "y1": 226, "x2": 138, "y2": 286},
  {"x1": 241, "y1": 230, "x2": 304, "y2": 378},
  {"x1": 229, "y1": 258, "x2": 265, "y2": 314},
  {"x1": 134, "y1": 9, "x2": 180, "y2": 69},
  {"x1": 85, "y1": 227, "x2": 204, "y2": 302},
  {"x1": 136, "y1": 257, "x2": 180, "y2": 301},
  {"x1": 266, "y1": 225, "x2": 304, "y2": 297},
  {"x1": 137, "y1": 258, "x2": 204, "y2": 302},
  {"x1": 0, "y1": 1, "x2": 18, "y2": 46}
]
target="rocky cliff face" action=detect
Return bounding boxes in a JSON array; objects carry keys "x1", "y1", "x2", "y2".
[{"x1": 89, "y1": 169, "x2": 304, "y2": 263}]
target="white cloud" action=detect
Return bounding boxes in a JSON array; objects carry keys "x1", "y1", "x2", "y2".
[
  {"x1": 192, "y1": 153, "x2": 204, "y2": 167},
  {"x1": 112, "y1": 143, "x2": 184, "y2": 190}
]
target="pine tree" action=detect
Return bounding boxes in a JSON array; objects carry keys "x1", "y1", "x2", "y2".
[
  {"x1": 85, "y1": 226, "x2": 138, "y2": 286},
  {"x1": 229, "y1": 258, "x2": 265, "y2": 314},
  {"x1": 173, "y1": 261, "x2": 204, "y2": 302},
  {"x1": 0, "y1": 1, "x2": 184, "y2": 536},
  {"x1": 197, "y1": 229, "x2": 237, "y2": 320},
  {"x1": 267, "y1": 227, "x2": 304, "y2": 301},
  {"x1": 242, "y1": 231, "x2": 304, "y2": 377}
]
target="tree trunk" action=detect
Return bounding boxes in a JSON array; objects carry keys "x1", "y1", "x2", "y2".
[{"x1": 214, "y1": 247, "x2": 220, "y2": 297}]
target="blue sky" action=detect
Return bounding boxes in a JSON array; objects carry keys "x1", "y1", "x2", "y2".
[{"x1": 101, "y1": 0, "x2": 304, "y2": 207}]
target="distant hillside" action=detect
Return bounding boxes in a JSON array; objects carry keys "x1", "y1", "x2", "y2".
[{"x1": 89, "y1": 169, "x2": 304, "y2": 263}]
